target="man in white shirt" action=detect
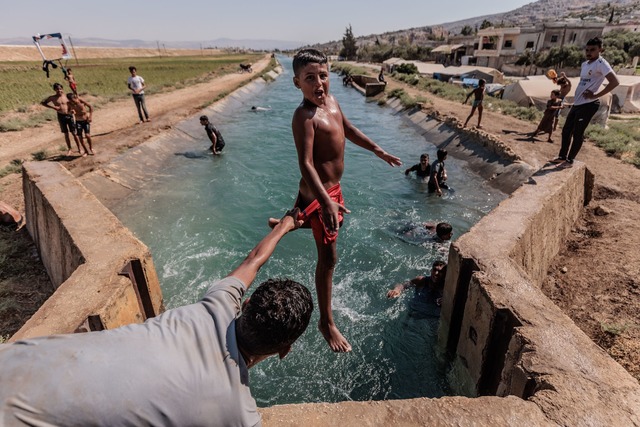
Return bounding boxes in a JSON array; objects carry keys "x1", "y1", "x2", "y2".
[
  {"x1": 551, "y1": 37, "x2": 619, "y2": 168},
  {"x1": 127, "y1": 65, "x2": 151, "y2": 123}
]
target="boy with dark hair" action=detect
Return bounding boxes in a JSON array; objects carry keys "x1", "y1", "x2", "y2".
[
  {"x1": 405, "y1": 153, "x2": 431, "y2": 179},
  {"x1": 68, "y1": 92, "x2": 94, "y2": 155},
  {"x1": 0, "y1": 209, "x2": 312, "y2": 426},
  {"x1": 463, "y1": 78, "x2": 486, "y2": 128},
  {"x1": 551, "y1": 37, "x2": 619, "y2": 168},
  {"x1": 386, "y1": 260, "x2": 448, "y2": 307},
  {"x1": 270, "y1": 48, "x2": 402, "y2": 352},
  {"x1": 41, "y1": 82, "x2": 84, "y2": 156},
  {"x1": 428, "y1": 148, "x2": 448, "y2": 195},
  {"x1": 127, "y1": 65, "x2": 150, "y2": 123},
  {"x1": 530, "y1": 90, "x2": 564, "y2": 143},
  {"x1": 199, "y1": 115, "x2": 226, "y2": 155}
]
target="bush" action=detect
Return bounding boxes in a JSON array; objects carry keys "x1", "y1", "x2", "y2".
[{"x1": 394, "y1": 63, "x2": 419, "y2": 74}]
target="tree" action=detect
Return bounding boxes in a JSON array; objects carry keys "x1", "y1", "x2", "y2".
[
  {"x1": 340, "y1": 25, "x2": 358, "y2": 60},
  {"x1": 460, "y1": 25, "x2": 474, "y2": 36},
  {"x1": 480, "y1": 20, "x2": 493, "y2": 30}
]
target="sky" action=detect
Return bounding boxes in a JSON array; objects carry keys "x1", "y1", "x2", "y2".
[{"x1": 2, "y1": 0, "x2": 535, "y2": 45}]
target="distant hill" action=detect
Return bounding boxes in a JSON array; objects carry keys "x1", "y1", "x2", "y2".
[
  {"x1": 0, "y1": 37, "x2": 304, "y2": 52},
  {"x1": 309, "y1": 0, "x2": 639, "y2": 52}
]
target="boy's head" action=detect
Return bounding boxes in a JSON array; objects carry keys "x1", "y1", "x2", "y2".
[
  {"x1": 129, "y1": 66, "x2": 137, "y2": 75},
  {"x1": 236, "y1": 278, "x2": 313, "y2": 357},
  {"x1": 67, "y1": 93, "x2": 77, "y2": 102},
  {"x1": 431, "y1": 260, "x2": 447, "y2": 284},
  {"x1": 585, "y1": 37, "x2": 603, "y2": 60},
  {"x1": 437, "y1": 148, "x2": 448, "y2": 162},
  {"x1": 420, "y1": 153, "x2": 429, "y2": 163},
  {"x1": 435, "y1": 222, "x2": 453, "y2": 240},
  {"x1": 551, "y1": 89, "x2": 561, "y2": 98},
  {"x1": 292, "y1": 49, "x2": 328, "y2": 77},
  {"x1": 478, "y1": 78, "x2": 486, "y2": 87},
  {"x1": 199, "y1": 115, "x2": 209, "y2": 125},
  {"x1": 53, "y1": 82, "x2": 64, "y2": 92}
]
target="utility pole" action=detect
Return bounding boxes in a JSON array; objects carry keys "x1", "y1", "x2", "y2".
[
  {"x1": 67, "y1": 35, "x2": 79, "y2": 66},
  {"x1": 156, "y1": 41, "x2": 162, "y2": 57}
]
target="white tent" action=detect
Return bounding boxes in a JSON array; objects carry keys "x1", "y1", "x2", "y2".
[{"x1": 610, "y1": 75, "x2": 640, "y2": 114}]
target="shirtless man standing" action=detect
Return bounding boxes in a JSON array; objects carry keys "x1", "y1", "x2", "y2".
[
  {"x1": 68, "y1": 93, "x2": 94, "y2": 155},
  {"x1": 41, "y1": 83, "x2": 84, "y2": 156}
]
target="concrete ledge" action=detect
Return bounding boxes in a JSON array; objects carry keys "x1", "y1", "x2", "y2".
[
  {"x1": 10, "y1": 161, "x2": 163, "y2": 340},
  {"x1": 260, "y1": 396, "x2": 556, "y2": 427},
  {"x1": 439, "y1": 162, "x2": 640, "y2": 426}
]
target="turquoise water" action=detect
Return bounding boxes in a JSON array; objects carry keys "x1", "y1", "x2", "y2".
[{"x1": 114, "y1": 57, "x2": 506, "y2": 405}]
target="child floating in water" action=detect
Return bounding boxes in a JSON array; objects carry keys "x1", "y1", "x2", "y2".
[{"x1": 269, "y1": 49, "x2": 402, "y2": 352}]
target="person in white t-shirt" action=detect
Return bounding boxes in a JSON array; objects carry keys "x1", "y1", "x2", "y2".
[
  {"x1": 127, "y1": 65, "x2": 151, "y2": 123},
  {"x1": 550, "y1": 37, "x2": 619, "y2": 168}
]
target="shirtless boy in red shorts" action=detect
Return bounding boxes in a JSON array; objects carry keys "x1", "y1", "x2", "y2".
[{"x1": 270, "y1": 49, "x2": 402, "y2": 352}]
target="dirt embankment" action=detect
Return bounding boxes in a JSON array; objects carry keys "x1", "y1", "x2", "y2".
[{"x1": 1, "y1": 53, "x2": 639, "y2": 383}]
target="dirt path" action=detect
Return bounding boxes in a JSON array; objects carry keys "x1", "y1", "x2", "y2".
[{"x1": 1, "y1": 57, "x2": 639, "y2": 382}]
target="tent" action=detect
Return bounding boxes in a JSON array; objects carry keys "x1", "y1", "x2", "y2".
[
  {"x1": 433, "y1": 65, "x2": 504, "y2": 84},
  {"x1": 610, "y1": 75, "x2": 640, "y2": 114}
]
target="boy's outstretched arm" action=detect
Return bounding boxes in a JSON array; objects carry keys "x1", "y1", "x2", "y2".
[
  {"x1": 341, "y1": 112, "x2": 402, "y2": 167},
  {"x1": 229, "y1": 209, "x2": 303, "y2": 289}
]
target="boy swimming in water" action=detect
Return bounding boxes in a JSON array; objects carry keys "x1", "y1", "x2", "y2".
[{"x1": 269, "y1": 49, "x2": 402, "y2": 352}]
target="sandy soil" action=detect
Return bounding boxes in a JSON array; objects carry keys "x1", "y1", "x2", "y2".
[{"x1": 0, "y1": 53, "x2": 638, "y2": 383}]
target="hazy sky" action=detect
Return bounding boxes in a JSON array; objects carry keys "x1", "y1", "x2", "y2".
[{"x1": 3, "y1": 0, "x2": 535, "y2": 44}]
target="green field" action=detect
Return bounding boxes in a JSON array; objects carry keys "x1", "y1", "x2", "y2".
[{"x1": 0, "y1": 53, "x2": 262, "y2": 130}]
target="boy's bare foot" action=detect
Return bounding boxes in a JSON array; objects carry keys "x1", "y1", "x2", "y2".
[
  {"x1": 319, "y1": 320, "x2": 352, "y2": 352},
  {"x1": 88, "y1": 150, "x2": 95, "y2": 155},
  {"x1": 66, "y1": 149, "x2": 73, "y2": 156},
  {"x1": 82, "y1": 152, "x2": 88, "y2": 157},
  {"x1": 476, "y1": 125, "x2": 483, "y2": 129}
]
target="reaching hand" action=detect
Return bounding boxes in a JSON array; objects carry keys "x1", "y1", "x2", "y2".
[
  {"x1": 281, "y1": 208, "x2": 305, "y2": 231},
  {"x1": 321, "y1": 202, "x2": 350, "y2": 234},
  {"x1": 378, "y1": 151, "x2": 402, "y2": 167}
]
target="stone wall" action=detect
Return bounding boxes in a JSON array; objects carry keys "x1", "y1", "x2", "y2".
[
  {"x1": 439, "y1": 162, "x2": 640, "y2": 425},
  {"x1": 10, "y1": 162, "x2": 163, "y2": 340}
]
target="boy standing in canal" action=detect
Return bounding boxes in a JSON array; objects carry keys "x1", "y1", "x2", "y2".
[{"x1": 269, "y1": 48, "x2": 402, "y2": 352}]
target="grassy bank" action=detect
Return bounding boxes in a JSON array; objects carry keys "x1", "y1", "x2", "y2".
[
  {"x1": 0, "y1": 53, "x2": 262, "y2": 131},
  {"x1": 331, "y1": 62, "x2": 640, "y2": 167}
]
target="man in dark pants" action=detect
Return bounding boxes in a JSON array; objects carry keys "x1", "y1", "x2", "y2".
[
  {"x1": 551, "y1": 37, "x2": 619, "y2": 169},
  {"x1": 127, "y1": 66, "x2": 150, "y2": 123}
]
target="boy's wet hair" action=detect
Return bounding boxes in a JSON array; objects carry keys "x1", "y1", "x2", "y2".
[
  {"x1": 128, "y1": 66, "x2": 137, "y2": 72},
  {"x1": 551, "y1": 89, "x2": 561, "y2": 97},
  {"x1": 478, "y1": 78, "x2": 486, "y2": 86},
  {"x1": 436, "y1": 222, "x2": 453, "y2": 238},
  {"x1": 292, "y1": 49, "x2": 328, "y2": 76},
  {"x1": 420, "y1": 153, "x2": 429, "y2": 160},
  {"x1": 437, "y1": 148, "x2": 448, "y2": 161},
  {"x1": 586, "y1": 37, "x2": 602, "y2": 47},
  {"x1": 53, "y1": 83, "x2": 63, "y2": 90},
  {"x1": 67, "y1": 93, "x2": 76, "y2": 99},
  {"x1": 236, "y1": 278, "x2": 313, "y2": 355},
  {"x1": 199, "y1": 115, "x2": 209, "y2": 121}
]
